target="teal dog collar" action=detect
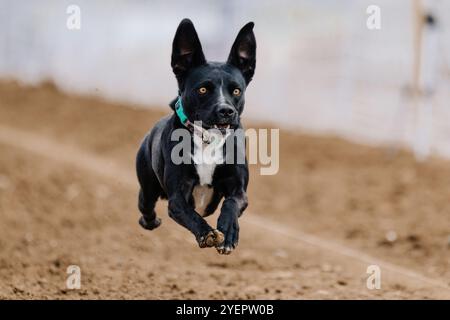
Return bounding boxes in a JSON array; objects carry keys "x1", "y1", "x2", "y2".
[
  {"x1": 175, "y1": 96, "x2": 188, "y2": 124},
  {"x1": 175, "y1": 96, "x2": 211, "y2": 144}
]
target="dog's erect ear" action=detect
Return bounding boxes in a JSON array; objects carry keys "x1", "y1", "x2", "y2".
[
  {"x1": 171, "y1": 19, "x2": 206, "y2": 84},
  {"x1": 227, "y1": 22, "x2": 256, "y2": 84}
]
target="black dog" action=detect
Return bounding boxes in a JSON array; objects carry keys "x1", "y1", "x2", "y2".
[{"x1": 136, "y1": 19, "x2": 256, "y2": 254}]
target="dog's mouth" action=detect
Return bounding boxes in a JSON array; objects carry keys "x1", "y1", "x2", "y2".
[
  {"x1": 211, "y1": 123, "x2": 234, "y2": 134},
  {"x1": 201, "y1": 122, "x2": 233, "y2": 134},
  {"x1": 213, "y1": 124, "x2": 231, "y2": 130}
]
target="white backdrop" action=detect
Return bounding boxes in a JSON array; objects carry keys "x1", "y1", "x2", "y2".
[{"x1": 1, "y1": 0, "x2": 450, "y2": 157}]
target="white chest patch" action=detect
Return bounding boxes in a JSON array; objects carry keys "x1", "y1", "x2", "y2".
[
  {"x1": 190, "y1": 130, "x2": 229, "y2": 216},
  {"x1": 191, "y1": 130, "x2": 229, "y2": 186}
]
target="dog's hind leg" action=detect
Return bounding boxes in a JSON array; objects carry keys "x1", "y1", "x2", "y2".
[
  {"x1": 136, "y1": 144, "x2": 162, "y2": 230},
  {"x1": 138, "y1": 187, "x2": 161, "y2": 230}
]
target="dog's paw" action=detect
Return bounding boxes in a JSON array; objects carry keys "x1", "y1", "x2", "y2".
[
  {"x1": 216, "y1": 221, "x2": 239, "y2": 255},
  {"x1": 139, "y1": 216, "x2": 161, "y2": 230},
  {"x1": 198, "y1": 229, "x2": 224, "y2": 248},
  {"x1": 216, "y1": 244, "x2": 236, "y2": 255}
]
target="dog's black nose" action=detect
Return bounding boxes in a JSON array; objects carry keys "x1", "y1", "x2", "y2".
[{"x1": 217, "y1": 105, "x2": 236, "y2": 119}]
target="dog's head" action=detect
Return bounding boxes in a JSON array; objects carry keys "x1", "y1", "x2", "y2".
[{"x1": 170, "y1": 19, "x2": 256, "y2": 133}]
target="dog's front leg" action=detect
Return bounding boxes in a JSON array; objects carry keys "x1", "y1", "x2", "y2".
[
  {"x1": 166, "y1": 174, "x2": 224, "y2": 248},
  {"x1": 168, "y1": 194, "x2": 224, "y2": 248},
  {"x1": 216, "y1": 189, "x2": 248, "y2": 254}
]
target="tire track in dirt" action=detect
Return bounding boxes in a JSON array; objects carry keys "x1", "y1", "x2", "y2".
[{"x1": 1, "y1": 124, "x2": 449, "y2": 298}]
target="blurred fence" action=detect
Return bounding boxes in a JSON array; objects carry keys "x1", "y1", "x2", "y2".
[{"x1": 1, "y1": 0, "x2": 450, "y2": 157}]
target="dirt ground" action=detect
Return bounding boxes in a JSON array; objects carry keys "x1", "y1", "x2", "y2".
[{"x1": 0, "y1": 80, "x2": 449, "y2": 299}]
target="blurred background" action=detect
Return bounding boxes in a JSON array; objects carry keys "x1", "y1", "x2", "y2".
[
  {"x1": 1, "y1": 0, "x2": 450, "y2": 158},
  {"x1": 1, "y1": 0, "x2": 450, "y2": 300}
]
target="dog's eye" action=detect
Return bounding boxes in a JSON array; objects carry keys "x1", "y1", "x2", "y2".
[
  {"x1": 198, "y1": 87, "x2": 207, "y2": 95},
  {"x1": 233, "y1": 88, "x2": 241, "y2": 96}
]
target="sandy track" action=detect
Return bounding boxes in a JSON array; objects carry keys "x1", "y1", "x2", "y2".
[{"x1": 0, "y1": 81, "x2": 449, "y2": 299}]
